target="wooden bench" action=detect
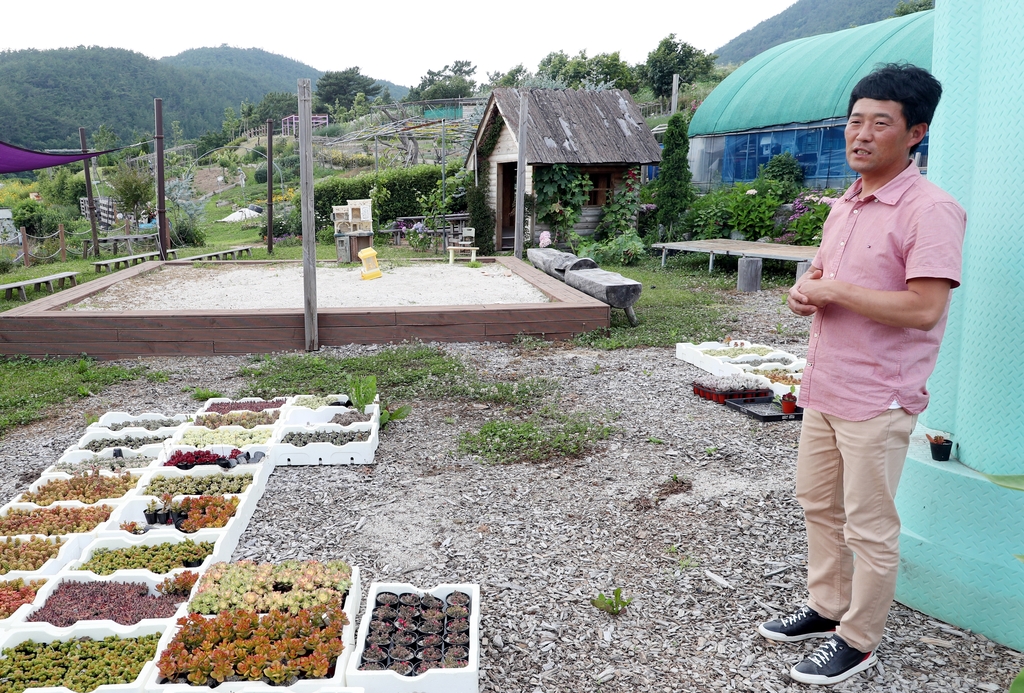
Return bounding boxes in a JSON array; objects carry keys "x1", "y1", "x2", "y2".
[
  {"x1": 177, "y1": 245, "x2": 257, "y2": 262},
  {"x1": 92, "y1": 250, "x2": 177, "y2": 273},
  {"x1": 448, "y1": 246, "x2": 479, "y2": 264},
  {"x1": 652, "y1": 239, "x2": 819, "y2": 291},
  {"x1": 1, "y1": 272, "x2": 80, "y2": 300}
]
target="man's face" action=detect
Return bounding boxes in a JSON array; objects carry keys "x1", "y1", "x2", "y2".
[{"x1": 845, "y1": 98, "x2": 927, "y2": 179}]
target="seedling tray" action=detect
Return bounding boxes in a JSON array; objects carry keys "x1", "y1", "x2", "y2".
[
  {"x1": 693, "y1": 384, "x2": 772, "y2": 404},
  {"x1": 725, "y1": 396, "x2": 803, "y2": 422}
]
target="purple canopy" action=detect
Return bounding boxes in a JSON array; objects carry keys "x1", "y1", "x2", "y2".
[{"x1": 0, "y1": 139, "x2": 121, "y2": 174}]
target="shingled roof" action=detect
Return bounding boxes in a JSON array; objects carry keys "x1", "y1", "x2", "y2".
[{"x1": 473, "y1": 88, "x2": 662, "y2": 166}]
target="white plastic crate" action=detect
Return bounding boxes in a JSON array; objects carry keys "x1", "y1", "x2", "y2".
[
  {"x1": 194, "y1": 396, "x2": 294, "y2": 420},
  {"x1": 10, "y1": 467, "x2": 148, "y2": 510},
  {"x1": 4, "y1": 571, "x2": 192, "y2": 631},
  {"x1": 0, "y1": 620, "x2": 166, "y2": 693},
  {"x1": 0, "y1": 500, "x2": 118, "y2": 541},
  {"x1": 89, "y1": 412, "x2": 192, "y2": 432},
  {"x1": 73, "y1": 427, "x2": 180, "y2": 456},
  {"x1": 45, "y1": 445, "x2": 165, "y2": 476},
  {"x1": 346, "y1": 582, "x2": 480, "y2": 693},
  {"x1": 66, "y1": 530, "x2": 226, "y2": 579},
  {"x1": 269, "y1": 405, "x2": 380, "y2": 466},
  {"x1": 0, "y1": 533, "x2": 94, "y2": 582}
]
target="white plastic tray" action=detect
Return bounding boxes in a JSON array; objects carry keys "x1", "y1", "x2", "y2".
[
  {"x1": 5, "y1": 571, "x2": 191, "y2": 630},
  {"x1": 0, "y1": 621, "x2": 165, "y2": 693},
  {"x1": 346, "y1": 582, "x2": 480, "y2": 693},
  {"x1": 66, "y1": 531, "x2": 226, "y2": 579},
  {"x1": 268, "y1": 405, "x2": 380, "y2": 466},
  {"x1": 45, "y1": 446, "x2": 165, "y2": 476},
  {"x1": 1, "y1": 533, "x2": 93, "y2": 581}
]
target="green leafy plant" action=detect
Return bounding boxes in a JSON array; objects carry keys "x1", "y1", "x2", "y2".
[
  {"x1": 590, "y1": 587, "x2": 632, "y2": 615},
  {"x1": 192, "y1": 387, "x2": 225, "y2": 401},
  {"x1": 656, "y1": 112, "x2": 696, "y2": 233},
  {"x1": 0, "y1": 537, "x2": 64, "y2": 574},
  {"x1": 346, "y1": 374, "x2": 378, "y2": 409},
  {"x1": 728, "y1": 186, "x2": 783, "y2": 241},
  {"x1": 458, "y1": 410, "x2": 612, "y2": 464},
  {"x1": 761, "y1": 152, "x2": 805, "y2": 186},
  {"x1": 145, "y1": 370, "x2": 170, "y2": 383},
  {"x1": 578, "y1": 231, "x2": 647, "y2": 266},
  {"x1": 380, "y1": 404, "x2": 411, "y2": 429},
  {"x1": 75, "y1": 539, "x2": 214, "y2": 575},
  {"x1": 19, "y1": 472, "x2": 137, "y2": 506},
  {"x1": 533, "y1": 164, "x2": 593, "y2": 250},
  {"x1": 466, "y1": 261, "x2": 482, "y2": 268},
  {"x1": 0, "y1": 632, "x2": 160, "y2": 692},
  {"x1": 190, "y1": 559, "x2": 353, "y2": 614}
]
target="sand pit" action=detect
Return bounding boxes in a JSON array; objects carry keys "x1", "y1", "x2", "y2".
[{"x1": 64, "y1": 263, "x2": 550, "y2": 311}]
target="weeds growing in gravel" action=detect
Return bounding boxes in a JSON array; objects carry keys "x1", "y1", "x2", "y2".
[
  {"x1": 191, "y1": 387, "x2": 224, "y2": 401},
  {"x1": 458, "y1": 409, "x2": 612, "y2": 464},
  {"x1": 145, "y1": 370, "x2": 170, "y2": 383},
  {"x1": 238, "y1": 343, "x2": 553, "y2": 408},
  {"x1": 591, "y1": 587, "x2": 632, "y2": 616},
  {"x1": 0, "y1": 356, "x2": 141, "y2": 437}
]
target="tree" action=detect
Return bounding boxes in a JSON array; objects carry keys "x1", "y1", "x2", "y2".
[
  {"x1": 222, "y1": 107, "x2": 240, "y2": 139},
  {"x1": 108, "y1": 163, "x2": 154, "y2": 232},
  {"x1": 253, "y1": 92, "x2": 298, "y2": 126},
  {"x1": 656, "y1": 112, "x2": 695, "y2": 233},
  {"x1": 485, "y1": 64, "x2": 531, "y2": 89},
  {"x1": 641, "y1": 34, "x2": 717, "y2": 99},
  {"x1": 892, "y1": 0, "x2": 933, "y2": 16},
  {"x1": 406, "y1": 61, "x2": 477, "y2": 101},
  {"x1": 315, "y1": 68, "x2": 381, "y2": 112},
  {"x1": 536, "y1": 51, "x2": 638, "y2": 91},
  {"x1": 239, "y1": 100, "x2": 256, "y2": 132}
]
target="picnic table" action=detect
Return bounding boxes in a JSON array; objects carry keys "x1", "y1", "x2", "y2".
[
  {"x1": 1, "y1": 272, "x2": 79, "y2": 300},
  {"x1": 652, "y1": 239, "x2": 820, "y2": 291},
  {"x1": 394, "y1": 214, "x2": 471, "y2": 251}
]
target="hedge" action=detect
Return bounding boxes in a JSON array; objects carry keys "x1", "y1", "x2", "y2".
[{"x1": 311, "y1": 162, "x2": 463, "y2": 228}]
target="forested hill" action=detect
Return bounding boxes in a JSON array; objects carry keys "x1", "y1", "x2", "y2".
[
  {"x1": 159, "y1": 45, "x2": 323, "y2": 93},
  {"x1": 0, "y1": 46, "x2": 406, "y2": 152},
  {"x1": 714, "y1": 0, "x2": 904, "y2": 65}
]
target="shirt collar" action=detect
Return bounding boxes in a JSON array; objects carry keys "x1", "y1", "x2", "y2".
[{"x1": 842, "y1": 162, "x2": 921, "y2": 205}]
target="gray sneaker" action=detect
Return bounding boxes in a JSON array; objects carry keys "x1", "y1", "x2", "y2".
[{"x1": 758, "y1": 605, "x2": 840, "y2": 642}]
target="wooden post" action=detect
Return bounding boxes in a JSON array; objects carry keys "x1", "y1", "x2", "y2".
[
  {"x1": 298, "y1": 79, "x2": 318, "y2": 351},
  {"x1": 671, "y1": 74, "x2": 680, "y2": 115},
  {"x1": 737, "y1": 257, "x2": 763, "y2": 292},
  {"x1": 20, "y1": 226, "x2": 30, "y2": 267},
  {"x1": 267, "y1": 119, "x2": 274, "y2": 255},
  {"x1": 154, "y1": 98, "x2": 169, "y2": 260},
  {"x1": 514, "y1": 89, "x2": 529, "y2": 260},
  {"x1": 58, "y1": 224, "x2": 66, "y2": 262},
  {"x1": 795, "y1": 260, "x2": 812, "y2": 279},
  {"x1": 80, "y1": 128, "x2": 100, "y2": 258}
]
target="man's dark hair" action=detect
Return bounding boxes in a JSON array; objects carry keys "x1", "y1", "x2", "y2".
[{"x1": 848, "y1": 62, "x2": 943, "y2": 128}]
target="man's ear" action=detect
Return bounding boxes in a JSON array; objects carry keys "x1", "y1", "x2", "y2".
[{"x1": 909, "y1": 122, "x2": 928, "y2": 150}]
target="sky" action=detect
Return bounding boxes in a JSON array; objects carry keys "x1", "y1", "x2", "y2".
[{"x1": 3, "y1": 0, "x2": 797, "y2": 87}]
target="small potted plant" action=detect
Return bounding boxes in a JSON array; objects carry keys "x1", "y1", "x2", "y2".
[
  {"x1": 144, "y1": 500, "x2": 159, "y2": 525},
  {"x1": 926, "y1": 433, "x2": 953, "y2": 461},
  {"x1": 119, "y1": 520, "x2": 148, "y2": 535},
  {"x1": 777, "y1": 386, "x2": 798, "y2": 414}
]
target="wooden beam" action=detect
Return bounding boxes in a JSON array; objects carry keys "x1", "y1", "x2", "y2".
[
  {"x1": 298, "y1": 78, "x2": 318, "y2": 352},
  {"x1": 514, "y1": 90, "x2": 528, "y2": 260}
]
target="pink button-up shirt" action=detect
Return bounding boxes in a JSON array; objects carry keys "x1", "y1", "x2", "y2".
[{"x1": 798, "y1": 163, "x2": 966, "y2": 421}]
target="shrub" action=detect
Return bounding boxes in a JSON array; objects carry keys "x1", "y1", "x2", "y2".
[
  {"x1": 578, "y1": 231, "x2": 647, "y2": 266},
  {"x1": 761, "y1": 152, "x2": 805, "y2": 187},
  {"x1": 728, "y1": 186, "x2": 783, "y2": 241}
]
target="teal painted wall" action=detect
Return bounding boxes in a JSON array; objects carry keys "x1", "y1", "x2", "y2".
[{"x1": 896, "y1": 0, "x2": 1024, "y2": 651}]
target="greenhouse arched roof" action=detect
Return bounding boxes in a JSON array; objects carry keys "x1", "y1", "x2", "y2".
[{"x1": 689, "y1": 10, "x2": 933, "y2": 137}]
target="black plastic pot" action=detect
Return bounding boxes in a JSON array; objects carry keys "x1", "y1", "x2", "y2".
[
  {"x1": 183, "y1": 558, "x2": 204, "y2": 568},
  {"x1": 143, "y1": 511, "x2": 158, "y2": 524},
  {"x1": 155, "y1": 510, "x2": 170, "y2": 524},
  {"x1": 930, "y1": 439, "x2": 953, "y2": 461},
  {"x1": 176, "y1": 463, "x2": 196, "y2": 471}
]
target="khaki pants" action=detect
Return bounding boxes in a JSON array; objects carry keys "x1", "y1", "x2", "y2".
[{"x1": 795, "y1": 407, "x2": 917, "y2": 652}]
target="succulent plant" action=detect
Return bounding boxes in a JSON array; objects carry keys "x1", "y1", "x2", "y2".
[
  {"x1": 280, "y1": 430, "x2": 368, "y2": 447},
  {"x1": 176, "y1": 496, "x2": 239, "y2": 532},
  {"x1": 189, "y1": 559, "x2": 353, "y2": 615},
  {"x1": 52, "y1": 456, "x2": 154, "y2": 473},
  {"x1": 0, "y1": 633, "x2": 160, "y2": 692},
  {"x1": 156, "y1": 603, "x2": 347, "y2": 686},
  {"x1": 156, "y1": 571, "x2": 199, "y2": 597},
  {"x1": 19, "y1": 471, "x2": 137, "y2": 506},
  {"x1": 82, "y1": 434, "x2": 169, "y2": 452},
  {"x1": 202, "y1": 398, "x2": 287, "y2": 414},
  {"x1": 75, "y1": 539, "x2": 214, "y2": 575},
  {"x1": 0, "y1": 578, "x2": 46, "y2": 619},
  {"x1": 144, "y1": 473, "x2": 253, "y2": 496},
  {"x1": 0, "y1": 536, "x2": 64, "y2": 574},
  {"x1": 0, "y1": 505, "x2": 112, "y2": 536},
  {"x1": 195, "y1": 410, "x2": 278, "y2": 429},
  {"x1": 181, "y1": 428, "x2": 272, "y2": 447},
  {"x1": 329, "y1": 410, "x2": 370, "y2": 426},
  {"x1": 107, "y1": 417, "x2": 181, "y2": 431},
  {"x1": 27, "y1": 579, "x2": 182, "y2": 626},
  {"x1": 292, "y1": 395, "x2": 345, "y2": 409},
  {"x1": 164, "y1": 448, "x2": 244, "y2": 467}
]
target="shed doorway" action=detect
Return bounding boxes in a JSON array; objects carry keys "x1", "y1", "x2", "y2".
[{"x1": 498, "y1": 162, "x2": 517, "y2": 251}]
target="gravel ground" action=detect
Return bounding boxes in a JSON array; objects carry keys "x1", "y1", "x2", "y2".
[{"x1": 1, "y1": 286, "x2": 1020, "y2": 693}]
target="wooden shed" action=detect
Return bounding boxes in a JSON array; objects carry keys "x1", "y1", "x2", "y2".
[{"x1": 466, "y1": 88, "x2": 662, "y2": 251}]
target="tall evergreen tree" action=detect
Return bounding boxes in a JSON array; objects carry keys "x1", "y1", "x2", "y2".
[{"x1": 656, "y1": 112, "x2": 695, "y2": 233}]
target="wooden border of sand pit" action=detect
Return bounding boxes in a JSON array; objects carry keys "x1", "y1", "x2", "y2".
[{"x1": 0, "y1": 257, "x2": 610, "y2": 359}]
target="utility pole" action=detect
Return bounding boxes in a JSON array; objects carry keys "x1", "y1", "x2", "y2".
[
  {"x1": 79, "y1": 128, "x2": 100, "y2": 258},
  {"x1": 514, "y1": 90, "x2": 529, "y2": 260},
  {"x1": 267, "y1": 119, "x2": 274, "y2": 255},
  {"x1": 154, "y1": 98, "x2": 169, "y2": 260}
]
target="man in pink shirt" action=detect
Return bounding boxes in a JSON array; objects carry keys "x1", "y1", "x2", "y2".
[{"x1": 757, "y1": 64, "x2": 966, "y2": 685}]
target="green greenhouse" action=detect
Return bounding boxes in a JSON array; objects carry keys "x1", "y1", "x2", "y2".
[{"x1": 688, "y1": 11, "x2": 933, "y2": 190}]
